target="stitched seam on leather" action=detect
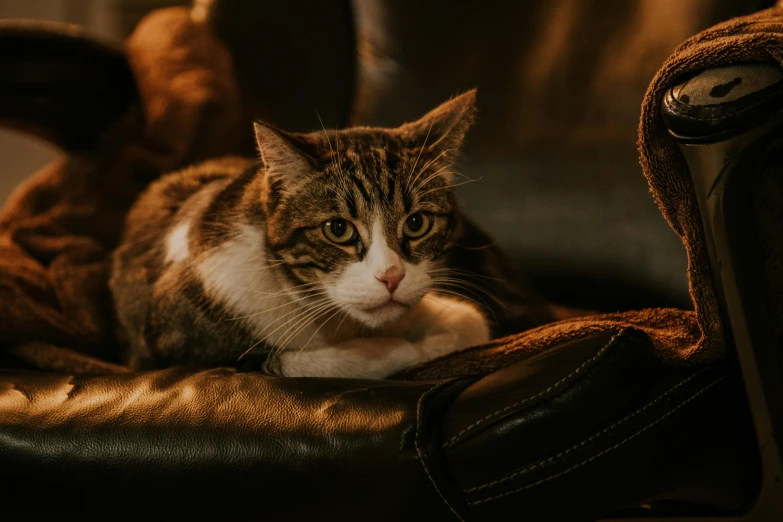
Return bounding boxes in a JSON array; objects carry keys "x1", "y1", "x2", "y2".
[
  {"x1": 468, "y1": 375, "x2": 727, "y2": 506},
  {"x1": 442, "y1": 330, "x2": 624, "y2": 449},
  {"x1": 464, "y1": 365, "x2": 711, "y2": 493},
  {"x1": 416, "y1": 381, "x2": 467, "y2": 522}
]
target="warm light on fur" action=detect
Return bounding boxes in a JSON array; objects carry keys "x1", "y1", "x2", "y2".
[{"x1": 111, "y1": 90, "x2": 491, "y2": 378}]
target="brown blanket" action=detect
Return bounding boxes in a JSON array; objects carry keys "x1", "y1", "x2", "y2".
[
  {"x1": 2, "y1": 6, "x2": 781, "y2": 378},
  {"x1": 0, "y1": 8, "x2": 244, "y2": 373}
]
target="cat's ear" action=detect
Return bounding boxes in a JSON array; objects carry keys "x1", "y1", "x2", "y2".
[
  {"x1": 401, "y1": 89, "x2": 477, "y2": 155},
  {"x1": 254, "y1": 122, "x2": 312, "y2": 188}
]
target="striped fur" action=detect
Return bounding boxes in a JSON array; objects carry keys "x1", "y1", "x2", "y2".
[{"x1": 110, "y1": 90, "x2": 493, "y2": 378}]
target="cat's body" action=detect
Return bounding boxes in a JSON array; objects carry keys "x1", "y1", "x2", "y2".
[{"x1": 111, "y1": 91, "x2": 550, "y2": 378}]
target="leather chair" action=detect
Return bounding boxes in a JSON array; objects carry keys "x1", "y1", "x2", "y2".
[
  {"x1": 0, "y1": 1, "x2": 778, "y2": 520},
  {"x1": 662, "y1": 61, "x2": 783, "y2": 521}
]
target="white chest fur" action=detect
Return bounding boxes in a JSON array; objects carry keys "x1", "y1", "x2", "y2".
[
  {"x1": 194, "y1": 224, "x2": 329, "y2": 351},
  {"x1": 182, "y1": 222, "x2": 490, "y2": 379}
]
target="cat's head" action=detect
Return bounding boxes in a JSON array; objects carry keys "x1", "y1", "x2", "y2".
[{"x1": 254, "y1": 90, "x2": 476, "y2": 328}]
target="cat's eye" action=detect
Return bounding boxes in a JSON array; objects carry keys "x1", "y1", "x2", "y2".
[
  {"x1": 323, "y1": 218, "x2": 356, "y2": 244},
  {"x1": 403, "y1": 212, "x2": 432, "y2": 239}
]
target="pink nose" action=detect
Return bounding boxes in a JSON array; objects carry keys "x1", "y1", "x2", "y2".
[{"x1": 376, "y1": 269, "x2": 405, "y2": 294}]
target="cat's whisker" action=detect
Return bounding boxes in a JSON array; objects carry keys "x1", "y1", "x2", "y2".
[
  {"x1": 300, "y1": 306, "x2": 344, "y2": 351},
  {"x1": 417, "y1": 147, "x2": 453, "y2": 175},
  {"x1": 247, "y1": 286, "x2": 321, "y2": 298},
  {"x1": 430, "y1": 276, "x2": 506, "y2": 309},
  {"x1": 237, "y1": 297, "x2": 333, "y2": 361},
  {"x1": 407, "y1": 148, "x2": 454, "y2": 195},
  {"x1": 427, "y1": 267, "x2": 507, "y2": 283},
  {"x1": 410, "y1": 164, "x2": 460, "y2": 195},
  {"x1": 418, "y1": 177, "x2": 483, "y2": 196},
  {"x1": 273, "y1": 300, "x2": 338, "y2": 357},
  {"x1": 247, "y1": 288, "x2": 325, "y2": 302},
  {"x1": 330, "y1": 309, "x2": 351, "y2": 342},
  {"x1": 405, "y1": 118, "x2": 435, "y2": 190},
  {"x1": 255, "y1": 262, "x2": 287, "y2": 270},
  {"x1": 337, "y1": 142, "x2": 355, "y2": 201},
  {"x1": 429, "y1": 286, "x2": 485, "y2": 307},
  {"x1": 449, "y1": 170, "x2": 476, "y2": 182},
  {"x1": 412, "y1": 171, "x2": 478, "y2": 199},
  {"x1": 214, "y1": 260, "x2": 287, "y2": 277},
  {"x1": 430, "y1": 270, "x2": 506, "y2": 289},
  {"x1": 429, "y1": 284, "x2": 505, "y2": 328},
  {"x1": 262, "y1": 297, "x2": 331, "y2": 340},
  {"x1": 248, "y1": 281, "x2": 321, "y2": 297},
  {"x1": 428, "y1": 287, "x2": 500, "y2": 324},
  {"x1": 453, "y1": 241, "x2": 499, "y2": 251},
  {"x1": 264, "y1": 295, "x2": 333, "y2": 328},
  {"x1": 249, "y1": 295, "x2": 332, "y2": 335},
  {"x1": 433, "y1": 277, "x2": 503, "y2": 300},
  {"x1": 227, "y1": 291, "x2": 329, "y2": 321},
  {"x1": 253, "y1": 302, "x2": 334, "y2": 349},
  {"x1": 316, "y1": 110, "x2": 347, "y2": 191},
  {"x1": 422, "y1": 294, "x2": 460, "y2": 314},
  {"x1": 237, "y1": 338, "x2": 269, "y2": 362},
  {"x1": 316, "y1": 110, "x2": 335, "y2": 153}
]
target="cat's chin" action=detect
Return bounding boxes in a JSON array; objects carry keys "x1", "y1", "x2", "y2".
[{"x1": 349, "y1": 300, "x2": 410, "y2": 328}]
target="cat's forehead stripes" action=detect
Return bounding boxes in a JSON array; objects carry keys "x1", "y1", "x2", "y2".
[{"x1": 322, "y1": 137, "x2": 419, "y2": 215}]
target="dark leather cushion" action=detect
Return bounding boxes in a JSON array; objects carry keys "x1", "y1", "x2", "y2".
[{"x1": 0, "y1": 328, "x2": 757, "y2": 520}]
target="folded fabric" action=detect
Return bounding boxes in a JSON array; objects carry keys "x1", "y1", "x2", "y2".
[{"x1": 0, "y1": 8, "x2": 244, "y2": 373}]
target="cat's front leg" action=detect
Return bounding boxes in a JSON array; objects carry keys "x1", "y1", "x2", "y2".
[
  {"x1": 400, "y1": 293, "x2": 491, "y2": 359},
  {"x1": 277, "y1": 337, "x2": 427, "y2": 379},
  {"x1": 275, "y1": 294, "x2": 490, "y2": 379}
]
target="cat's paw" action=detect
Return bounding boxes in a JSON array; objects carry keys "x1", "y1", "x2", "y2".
[
  {"x1": 415, "y1": 293, "x2": 491, "y2": 347},
  {"x1": 277, "y1": 337, "x2": 421, "y2": 379}
]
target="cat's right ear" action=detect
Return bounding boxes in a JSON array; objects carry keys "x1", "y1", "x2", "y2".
[
  {"x1": 254, "y1": 122, "x2": 312, "y2": 188},
  {"x1": 400, "y1": 89, "x2": 477, "y2": 155}
]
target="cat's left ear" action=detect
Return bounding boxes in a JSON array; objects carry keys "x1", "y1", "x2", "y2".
[
  {"x1": 400, "y1": 89, "x2": 477, "y2": 156},
  {"x1": 254, "y1": 121, "x2": 313, "y2": 190}
]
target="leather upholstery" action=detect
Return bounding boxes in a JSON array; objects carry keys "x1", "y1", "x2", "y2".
[
  {"x1": 0, "y1": 328, "x2": 757, "y2": 519},
  {"x1": 663, "y1": 61, "x2": 783, "y2": 519}
]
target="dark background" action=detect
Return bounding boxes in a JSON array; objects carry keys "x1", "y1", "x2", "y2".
[{"x1": 0, "y1": 0, "x2": 775, "y2": 311}]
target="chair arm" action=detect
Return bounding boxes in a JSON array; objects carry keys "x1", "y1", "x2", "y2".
[
  {"x1": 662, "y1": 62, "x2": 783, "y2": 143},
  {"x1": 0, "y1": 20, "x2": 137, "y2": 151},
  {"x1": 662, "y1": 62, "x2": 783, "y2": 521}
]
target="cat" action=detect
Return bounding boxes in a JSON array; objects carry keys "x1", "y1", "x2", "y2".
[{"x1": 110, "y1": 89, "x2": 553, "y2": 379}]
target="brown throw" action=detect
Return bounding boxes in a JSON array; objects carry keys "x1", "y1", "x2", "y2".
[{"x1": 2, "y1": 6, "x2": 781, "y2": 378}]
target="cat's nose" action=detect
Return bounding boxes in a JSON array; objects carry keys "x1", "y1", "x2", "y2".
[{"x1": 376, "y1": 269, "x2": 405, "y2": 294}]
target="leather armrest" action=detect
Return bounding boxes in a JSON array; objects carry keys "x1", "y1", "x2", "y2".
[
  {"x1": 662, "y1": 63, "x2": 783, "y2": 520},
  {"x1": 0, "y1": 20, "x2": 137, "y2": 151},
  {"x1": 0, "y1": 329, "x2": 757, "y2": 520},
  {"x1": 662, "y1": 62, "x2": 783, "y2": 144}
]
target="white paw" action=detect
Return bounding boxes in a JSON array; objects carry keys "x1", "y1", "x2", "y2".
[{"x1": 277, "y1": 337, "x2": 422, "y2": 379}]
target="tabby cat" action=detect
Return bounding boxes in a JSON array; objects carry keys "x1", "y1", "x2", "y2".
[{"x1": 111, "y1": 90, "x2": 545, "y2": 378}]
